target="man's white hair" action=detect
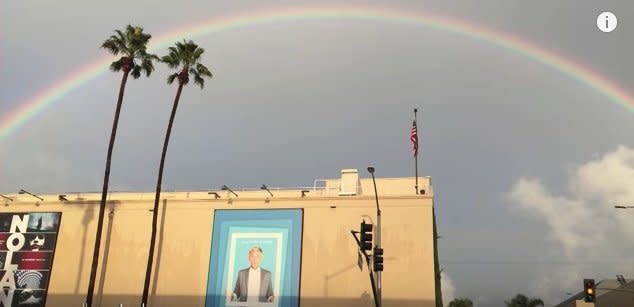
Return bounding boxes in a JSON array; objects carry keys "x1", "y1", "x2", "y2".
[{"x1": 249, "y1": 246, "x2": 263, "y2": 255}]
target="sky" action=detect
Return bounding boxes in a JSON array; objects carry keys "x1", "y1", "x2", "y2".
[{"x1": 1, "y1": 0, "x2": 634, "y2": 306}]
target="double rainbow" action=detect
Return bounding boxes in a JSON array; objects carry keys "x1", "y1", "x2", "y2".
[{"x1": 1, "y1": 6, "x2": 632, "y2": 141}]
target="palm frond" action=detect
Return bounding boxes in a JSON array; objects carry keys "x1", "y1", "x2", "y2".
[
  {"x1": 193, "y1": 73, "x2": 205, "y2": 89},
  {"x1": 101, "y1": 39, "x2": 119, "y2": 55},
  {"x1": 175, "y1": 41, "x2": 186, "y2": 52},
  {"x1": 172, "y1": 42, "x2": 186, "y2": 63},
  {"x1": 140, "y1": 56, "x2": 156, "y2": 77},
  {"x1": 193, "y1": 47, "x2": 204, "y2": 61},
  {"x1": 167, "y1": 73, "x2": 179, "y2": 85},
  {"x1": 130, "y1": 65, "x2": 142, "y2": 79},
  {"x1": 160, "y1": 54, "x2": 179, "y2": 69},
  {"x1": 168, "y1": 46, "x2": 180, "y2": 57},
  {"x1": 130, "y1": 35, "x2": 150, "y2": 53},
  {"x1": 195, "y1": 63, "x2": 213, "y2": 78},
  {"x1": 109, "y1": 58, "x2": 124, "y2": 72},
  {"x1": 115, "y1": 29, "x2": 126, "y2": 42},
  {"x1": 186, "y1": 41, "x2": 197, "y2": 60},
  {"x1": 113, "y1": 30, "x2": 128, "y2": 53},
  {"x1": 189, "y1": 68, "x2": 204, "y2": 89},
  {"x1": 176, "y1": 40, "x2": 197, "y2": 65}
]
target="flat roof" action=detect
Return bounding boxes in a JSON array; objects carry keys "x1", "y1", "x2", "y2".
[{"x1": 2, "y1": 175, "x2": 432, "y2": 203}]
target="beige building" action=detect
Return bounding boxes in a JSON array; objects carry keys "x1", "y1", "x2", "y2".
[{"x1": 1, "y1": 170, "x2": 438, "y2": 307}]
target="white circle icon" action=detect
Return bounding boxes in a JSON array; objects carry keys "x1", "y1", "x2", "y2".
[{"x1": 597, "y1": 12, "x2": 617, "y2": 32}]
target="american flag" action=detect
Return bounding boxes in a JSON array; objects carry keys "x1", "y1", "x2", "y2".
[{"x1": 410, "y1": 119, "x2": 418, "y2": 157}]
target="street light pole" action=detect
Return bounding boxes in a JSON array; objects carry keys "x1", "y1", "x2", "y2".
[{"x1": 367, "y1": 166, "x2": 382, "y2": 307}]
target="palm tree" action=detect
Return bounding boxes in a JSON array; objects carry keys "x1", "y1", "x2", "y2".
[
  {"x1": 448, "y1": 298, "x2": 474, "y2": 307},
  {"x1": 505, "y1": 293, "x2": 544, "y2": 307},
  {"x1": 141, "y1": 40, "x2": 212, "y2": 306},
  {"x1": 86, "y1": 25, "x2": 157, "y2": 307}
]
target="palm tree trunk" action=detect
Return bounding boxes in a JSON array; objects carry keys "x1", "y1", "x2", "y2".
[
  {"x1": 433, "y1": 207, "x2": 443, "y2": 307},
  {"x1": 142, "y1": 81, "x2": 184, "y2": 306},
  {"x1": 86, "y1": 70, "x2": 130, "y2": 307}
]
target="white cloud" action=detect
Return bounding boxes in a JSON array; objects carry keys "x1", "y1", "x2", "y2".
[
  {"x1": 508, "y1": 145, "x2": 634, "y2": 303},
  {"x1": 508, "y1": 145, "x2": 634, "y2": 258},
  {"x1": 441, "y1": 270, "x2": 456, "y2": 306},
  {"x1": 572, "y1": 145, "x2": 634, "y2": 203}
]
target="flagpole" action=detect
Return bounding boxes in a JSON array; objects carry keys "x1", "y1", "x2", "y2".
[{"x1": 414, "y1": 108, "x2": 419, "y2": 195}]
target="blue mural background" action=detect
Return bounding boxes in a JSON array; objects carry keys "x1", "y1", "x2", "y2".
[{"x1": 206, "y1": 209, "x2": 303, "y2": 307}]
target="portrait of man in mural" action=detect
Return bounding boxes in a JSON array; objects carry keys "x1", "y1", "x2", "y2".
[{"x1": 231, "y1": 246, "x2": 274, "y2": 303}]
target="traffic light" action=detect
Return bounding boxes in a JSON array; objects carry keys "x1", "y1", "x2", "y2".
[
  {"x1": 360, "y1": 221, "x2": 373, "y2": 251},
  {"x1": 373, "y1": 247, "x2": 384, "y2": 272},
  {"x1": 584, "y1": 279, "x2": 595, "y2": 302}
]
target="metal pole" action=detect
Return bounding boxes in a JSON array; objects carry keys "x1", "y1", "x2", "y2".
[
  {"x1": 367, "y1": 253, "x2": 380, "y2": 307},
  {"x1": 351, "y1": 231, "x2": 380, "y2": 307},
  {"x1": 369, "y1": 169, "x2": 382, "y2": 307}
]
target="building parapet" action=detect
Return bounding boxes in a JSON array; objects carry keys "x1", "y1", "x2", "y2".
[{"x1": 2, "y1": 171, "x2": 432, "y2": 204}]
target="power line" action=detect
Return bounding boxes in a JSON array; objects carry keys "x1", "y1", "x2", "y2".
[
  {"x1": 442, "y1": 260, "x2": 633, "y2": 265},
  {"x1": 596, "y1": 287, "x2": 634, "y2": 295}
]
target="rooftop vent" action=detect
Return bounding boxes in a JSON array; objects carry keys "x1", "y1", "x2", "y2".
[{"x1": 339, "y1": 169, "x2": 359, "y2": 196}]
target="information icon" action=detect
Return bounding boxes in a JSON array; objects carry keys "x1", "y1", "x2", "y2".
[{"x1": 597, "y1": 12, "x2": 617, "y2": 33}]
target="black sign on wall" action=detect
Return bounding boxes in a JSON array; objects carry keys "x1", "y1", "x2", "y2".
[{"x1": 0, "y1": 212, "x2": 62, "y2": 307}]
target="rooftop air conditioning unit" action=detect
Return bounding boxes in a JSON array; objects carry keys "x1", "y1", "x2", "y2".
[{"x1": 339, "y1": 169, "x2": 359, "y2": 196}]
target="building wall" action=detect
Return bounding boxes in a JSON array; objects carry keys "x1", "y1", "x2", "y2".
[{"x1": 1, "y1": 177, "x2": 435, "y2": 307}]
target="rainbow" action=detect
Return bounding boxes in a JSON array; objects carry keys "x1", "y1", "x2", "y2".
[{"x1": 1, "y1": 6, "x2": 632, "y2": 141}]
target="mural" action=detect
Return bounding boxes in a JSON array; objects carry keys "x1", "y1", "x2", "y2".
[
  {"x1": 206, "y1": 209, "x2": 303, "y2": 307},
  {"x1": 0, "y1": 212, "x2": 61, "y2": 307}
]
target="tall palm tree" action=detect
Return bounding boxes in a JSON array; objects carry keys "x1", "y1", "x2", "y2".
[
  {"x1": 448, "y1": 298, "x2": 474, "y2": 307},
  {"x1": 142, "y1": 40, "x2": 212, "y2": 306},
  {"x1": 433, "y1": 207, "x2": 443, "y2": 307},
  {"x1": 505, "y1": 293, "x2": 544, "y2": 307},
  {"x1": 86, "y1": 25, "x2": 157, "y2": 307}
]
